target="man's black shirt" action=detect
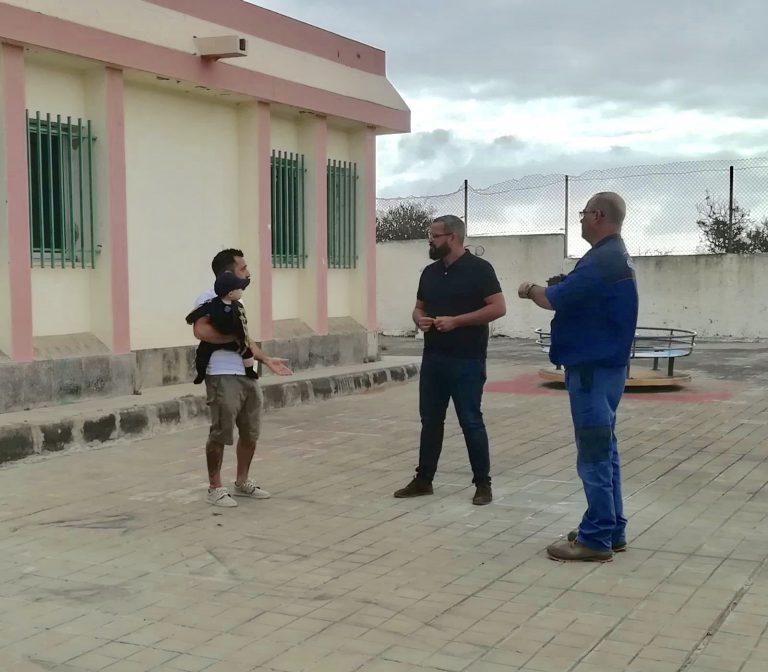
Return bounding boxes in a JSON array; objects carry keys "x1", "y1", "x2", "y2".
[{"x1": 417, "y1": 251, "x2": 502, "y2": 359}]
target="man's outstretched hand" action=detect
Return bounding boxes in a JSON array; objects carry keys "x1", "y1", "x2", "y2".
[{"x1": 263, "y1": 357, "x2": 293, "y2": 376}]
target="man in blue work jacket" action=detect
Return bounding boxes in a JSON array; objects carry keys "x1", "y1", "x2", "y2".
[{"x1": 518, "y1": 192, "x2": 638, "y2": 562}]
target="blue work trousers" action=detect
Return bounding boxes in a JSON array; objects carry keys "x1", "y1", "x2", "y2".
[{"x1": 566, "y1": 365, "x2": 628, "y2": 551}]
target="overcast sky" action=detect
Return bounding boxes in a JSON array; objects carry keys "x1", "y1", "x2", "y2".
[{"x1": 252, "y1": 0, "x2": 768, "y2": 198}]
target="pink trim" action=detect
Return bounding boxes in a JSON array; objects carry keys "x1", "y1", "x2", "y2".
[
  {"x1": 1, "y1": 43, "x2": 33, "y2": 361},
  {"x1": 0, "y1": 3, "x2": 409, "y2": 133},
  {"x1": 313, "y1": 116, "x2": 328, "y2": 335},
  {"x1": 363, "y1": 128, "x2": 377, "y2": 331},
  {"x1": 257, "y1": 101, "x2": 273, "y2": 341},
  {"x1": 105, "y1": 67, "x2": 131, "y2": 354},
  {"x1": 147, "y1": 0, "x2": 385, "y2": 76}
]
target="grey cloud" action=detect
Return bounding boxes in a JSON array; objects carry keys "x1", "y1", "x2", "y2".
[
  {"x1": 253, "y1": 0, "x2": 768, "y2": 117},
  {"x1": 708, "y1": 130, "x2": 768, "y2": 154},
  {"x1": 493, "y1": 136, "x2": 526, "y2": 150},
  {"x1": 390, "y1": 130, "x2": 529, "y2": 180},
  {"x1": 378, "y1": 141, "x2": 760, "y2": 198},
  {"x1": 397, "y1": 128, "x2": 456, "y2": 163}
]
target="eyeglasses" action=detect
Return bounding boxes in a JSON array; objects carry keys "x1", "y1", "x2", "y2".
[
  {"x1": 428, "y1": 232, "x2": 453, "y2": 241},
  {"x1": 579, "y1": 210, "x2": 599, "y2": 218}
]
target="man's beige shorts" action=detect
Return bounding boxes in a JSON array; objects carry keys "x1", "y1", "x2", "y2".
[{"x1": 205, "y1": 375, "x2": 262, "y2": 445}]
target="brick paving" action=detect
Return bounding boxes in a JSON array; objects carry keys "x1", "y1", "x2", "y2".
[{"x1": 1, "y1": 358, "x2": 768, "y2": 672}]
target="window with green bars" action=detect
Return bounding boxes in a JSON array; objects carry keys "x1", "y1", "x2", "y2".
[
  {"x1": 271, "y1": 150, "x2": 306, "y2": 268},
  {"x1": 26, "y1": 111, "x2": 96, "y2": 269},
  {"x1": 327, "y1": 159, "x2": 358, "y2": 269}
]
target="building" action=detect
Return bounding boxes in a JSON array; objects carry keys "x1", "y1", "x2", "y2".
[{"x1": 0, "y1": 0, "x2": 410, "y2": 412}]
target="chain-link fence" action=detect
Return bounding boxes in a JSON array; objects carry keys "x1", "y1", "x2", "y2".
[{"x1": 376, "y1": 157, "x2": 768, "y2": 257}]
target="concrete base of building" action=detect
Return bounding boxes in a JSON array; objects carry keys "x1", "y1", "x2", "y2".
[
  {"x1": 0, "y1": 323, "x2": 379, "y2": 414},
  {"x1": 0, "y1": 357, "x2": 420, "y2": 466}
]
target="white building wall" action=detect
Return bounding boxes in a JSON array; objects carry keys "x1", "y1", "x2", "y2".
[
  {"x1": 328, "y1": 270, "x2": 354, "y2": 318},
  {"x1": 25, "y1": 59, "x2": 88, "y2": 120},
  {"x1": 124, "y1": 83, "x2": 239, "y2": 350},
  {"x1": 1, "y1": 0, "x2": 406, "y2": 358},
  {"x1": 271, "y1": 268, "x2": 302, "y2": 321},
  {"x1": 26, "y1": 59, "x2": 94, "y2": 338},
  {"x1": 327, "y1": 127, "x2": 350, "y2": 162},
  {"x1": 271, "y1": 116, "x2": 300, "y2": 154},
  {"x1": 32, "y1": 269, "x2": 92, "y2": 336}
]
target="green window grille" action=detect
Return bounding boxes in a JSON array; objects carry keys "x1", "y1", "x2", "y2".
[
  {"x1": 327, "y1": 159, "x2": 357, "y2": 269},
  {"x1": 26, "y1": 111, "x2": 96, "y2": 269},
  {"x1": 270, "y1": 150, "x2": 306, "y2": 268}
]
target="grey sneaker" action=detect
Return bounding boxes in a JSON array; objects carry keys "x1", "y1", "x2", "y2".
[
  {"x1": 207, "y1": 487, "x2": 238, "y2": 507},
  {"x1": 233, "y1": 480, "x2": 271, "y2": 499}
]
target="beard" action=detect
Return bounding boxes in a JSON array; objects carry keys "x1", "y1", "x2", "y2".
[{"x1": 429, "y1": 243, "x2": 449, "y2": 260}]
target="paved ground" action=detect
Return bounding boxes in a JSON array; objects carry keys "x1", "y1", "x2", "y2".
[{"x1": 2, "y1": 341, "x2": 768, "y2": 672}]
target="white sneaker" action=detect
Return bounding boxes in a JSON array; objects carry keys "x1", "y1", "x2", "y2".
[
  {"x1": 233, "y1": 480, "x2": 271, "y2": 499},
  {"x1": 207, "y1": 487, "x2": 238, "y2": 507}
]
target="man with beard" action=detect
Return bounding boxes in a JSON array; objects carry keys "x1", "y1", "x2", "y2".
[{"x1": 394, "y1": 215, "x2": 506, "y2": 505}]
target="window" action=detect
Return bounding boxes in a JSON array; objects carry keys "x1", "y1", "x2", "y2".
[
  {"x1": 27, "y1": 111, "x2": 96, "y2": 268},
  {"x1": 270, "y1": 150, "x2": 306, "y2": 268},
  {"x1": 327, "y1": 159, "x2": 357, "y2": 269}
]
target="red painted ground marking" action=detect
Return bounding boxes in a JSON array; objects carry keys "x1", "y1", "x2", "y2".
[{"x1": 485, "y1": 372, "x2": 734, "y2": 402}]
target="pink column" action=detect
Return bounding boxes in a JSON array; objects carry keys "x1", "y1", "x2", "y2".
[
  {"x1": 105, "y1": 67, "x2": 131, "y2": 353},
  {"x1": 1, "y1": 43, "x2": 33, "y2": 361},
  {"x1": 312, "y1": 115, "x2": 328, "y2": 335},
  {"x1": 363, "y1": 127, "x2": 377, "y2": 331},
  {"x1": 257, "y1": 101, "x2": 273, "y2": 341}
]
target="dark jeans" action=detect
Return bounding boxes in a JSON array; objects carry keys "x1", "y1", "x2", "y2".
[{"x1": 416, "y1": 352, "x2": 490, "y2": 485}]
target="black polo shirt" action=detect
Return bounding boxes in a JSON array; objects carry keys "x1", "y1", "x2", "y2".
[{"x1": 417, "y1": 251, "x2": 502, "y2": 359}]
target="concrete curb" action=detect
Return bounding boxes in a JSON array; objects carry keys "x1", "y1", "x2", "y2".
[{"x1": 0, "y1": 362, "x2": 420, "y2": 466}]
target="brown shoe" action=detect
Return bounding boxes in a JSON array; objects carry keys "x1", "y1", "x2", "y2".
[
  {"x1": 547, "y1": 539, "x2": 613, "y2": 562},
  {"x1": 472, "y1": 483, "x2": 492, "y2": 505},
  {"x1": 567, "y1": 529, "x2": 627, "y2": 552},
  {"x1": 394, "y1": 477, "x2": 433, "y2": 498}
]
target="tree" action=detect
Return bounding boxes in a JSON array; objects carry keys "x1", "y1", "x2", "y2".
[
  {"x1": 745, "y1": 222, "x2": 768, "y2": 252},
  {"x1": 376, "y1": 202, "x2": 434, "y2": 242},
  {"x1": 697, "y1": 193, "x2": 768, "y2": 254}
]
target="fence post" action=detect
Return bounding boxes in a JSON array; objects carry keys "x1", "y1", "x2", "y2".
[
  {"x1": 463, "y1": 179, "x2": 468, "y2": 227},
  {"x1": 728, "y1": 165, "x2": 735, "y2": 252},
  {"x1": 564, "y1": 175, "x2": 569, "y2": 258}
]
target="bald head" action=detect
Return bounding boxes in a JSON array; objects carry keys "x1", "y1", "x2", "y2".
[{"x1": 589, "y1": 192, "x2": 626, "y2": 228}]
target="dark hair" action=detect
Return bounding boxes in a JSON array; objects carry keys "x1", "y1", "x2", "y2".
[{"x1": 211, "y1": 248, "x2": 244, "y2": 276}]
